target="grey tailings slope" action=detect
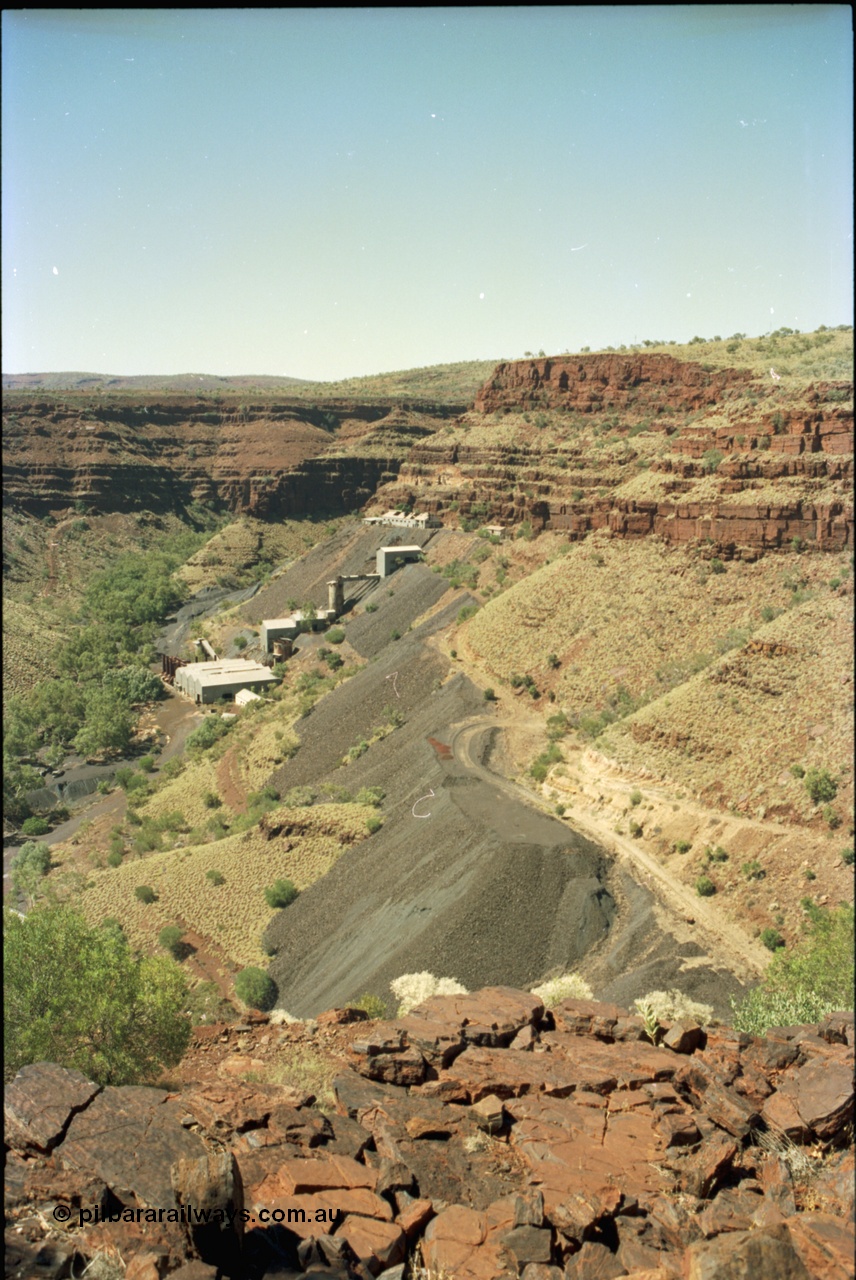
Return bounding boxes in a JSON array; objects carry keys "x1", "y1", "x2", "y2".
[
  {"x1": 243, "y1": 521, "x2": 439, "y2": 621},
  {"x1": 263, "y1": 596, "x2": 746, "y2": 1018}
]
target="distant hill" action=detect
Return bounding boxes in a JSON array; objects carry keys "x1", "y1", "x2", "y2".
[
  {"x1": 1, "y1": 371, "x2": 316, "y2": 393},
  {"x1": 1, "y1": 358, "x2": 499, "y2": 405}
]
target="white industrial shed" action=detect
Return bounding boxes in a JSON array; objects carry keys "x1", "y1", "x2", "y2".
[{"x1": 174, "y1": 659, "x2": 276, "y2": 705}]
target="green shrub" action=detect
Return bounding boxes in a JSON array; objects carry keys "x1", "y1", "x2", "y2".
[
  {"x1": 234, "y1": 967, "x2": 277, "y2": 1012},
  {"x1": 4, "y1": 904, "x2": 190, "y2": 1084},
  {"x1": 326, "y1": 627, "x2": 345, "y2": 644},
  {"x1": 710, "y1": 558, "x2": 726, "y2": 574},
  {"x1": 284, "y1": 785, "x2": 315, "y2": 807},
  {"x1": 673, "y1": 840, "x2": 692, "y2": 854},
  {"x1": 629, "y1": 820, "x2": 643, "y2": 838},
  {"x1": 695, "y1": 877, "x2": 716, "y2": 897},
  {"x1": 742, "y1": 859, "x2": 765, "y2": 881},
  {"x1": 701, "y1": 449, "x2": 724, "y2": 474},
  {"x1": 790, "y1": 763, "x2": 805, "y2": 779},
  {"x1": 158, "y1": 926, "x2": 184, "y2": 958},
  {"x1": 107, "y1": 849, "x2": 123, "y2": 869},
  {"x1": 805, "y1": 768, "x2": 837, "y2": 804},
  {"x1": 137, "y1": 755, "x2": 155, "y2": 773},
  {"x1": 203, "y1": 790, "x2": 222, "y2": 809},
  {"x1": 760, "y1": 928, "x2": 786, "y2": 952},
  {"x1": 354, "y1": 787, "x2": 384, "y2": 808},
  {"x1": 186, "y1": 717, "x2": 231, "y2": 752},
  {"x1": 264, "y1": 879, "x2": 298, "y2": 909},
  {"x1": 135, "y1": 885, "x2": 157, "y2": 904},
  {"x1": 364, "y1": 603, "x2": 378, "y2": 613},
  {"x1": 11, "y1": 842, "x2": 51, "y2": 902},
  {"x1": 20, "y1": 816, "x2": 51, "y2": 837},
  {"x1": 629, "y1": 790, "x2": 642, "y2": 807},
  {"x1": 206, "y1": 869, "x2": 225, "y2": 886},
  {"x1": 390, "y1": 630, "x2": 401, "y2": 641},
  {"x1": 234, "y1": 635, "x2": 248, "y2": 651},
  {"x1": 351, "y1": 993, "x2": 387, "y2": 1019},
  {"x1": 484, "y1": 688, "x2": 496, "y2": 701},
  {"x1": 366, "y1": 815, "x2": 382, "y2": 834},
  {"x1": 842, "y1": 847, "x2": 855, "y2": 866},
  {"x1": 457, "y1": 605, "x2": 479, "y2": 624}
]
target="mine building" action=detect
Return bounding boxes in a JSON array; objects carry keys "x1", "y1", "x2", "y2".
[
  {"x1": 173, "y1": 659, "x2": 276, "y2": 704},
  {"x1": 363, "y1": 511, "x2": 441, "y2": 529},
  {"x1": 260, "y1": 608, "x2": 337, "y2": 655},
  {"x1": 376, "y1": 545, "x2": 424, "y2": 577}
]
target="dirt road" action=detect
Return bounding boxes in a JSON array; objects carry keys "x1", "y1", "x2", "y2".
[{"x1": 448, "y1": 715, "x2": 770, "y2": 983}]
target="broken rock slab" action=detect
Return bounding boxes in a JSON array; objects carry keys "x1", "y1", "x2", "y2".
[{"x1": 4, "y1": 1063, "x2": 101, "y2": 1154}]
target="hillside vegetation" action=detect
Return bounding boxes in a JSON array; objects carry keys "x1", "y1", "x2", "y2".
[{"x1": 3, "y1": 325, "x2": 852, "y2": 1033}]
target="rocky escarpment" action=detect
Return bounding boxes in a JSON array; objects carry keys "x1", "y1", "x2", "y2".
[
  {"x1": 6, "y1": 991, "x2": 854, "y2": 1279},
  {"x1": 473, "y1": 352, "x2": 754, "y2": 416},
  {"x1": 1, "y1": 395, "x2": 457, "y2": 520},
  {"x1": 376, "y1": 354, "x2": 853, "y2": 557}
]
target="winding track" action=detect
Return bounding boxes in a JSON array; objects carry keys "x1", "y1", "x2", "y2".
[{"x1": 448, "y1": 715, "x2": 770, "y2": 984}]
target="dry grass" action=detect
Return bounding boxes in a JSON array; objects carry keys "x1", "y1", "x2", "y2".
[
  {"x1": 78, "y1": 803, "x2": 373, "y2": 969},
  {"x1": 464, "y1": 536, "x2": 847, "y2": 715},
  {"x1": 178, "y1": 515, "x2": 341, "y2": 593},
  {"x1": 599, "y1": 588, "x2": 853, "y2": 823},
  {"x1": 587, "y1": 327, "x2": 853, "y2": 385}
]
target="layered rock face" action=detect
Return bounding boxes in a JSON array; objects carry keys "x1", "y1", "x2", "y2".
[
  {"x1": 1, "y1": 396, "x2": 452, "y2": 519},
  {"x1": 383, "y1": 356, "x2": 854, "y2": 556},
  {"x1": 473, "y1": 353, "x2": 754, "y2": 415},
  {"x1": 6, "y1": 991, "x2": 854, "y2": 1279}
]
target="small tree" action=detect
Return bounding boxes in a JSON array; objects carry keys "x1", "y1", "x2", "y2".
[
  {"x1": 234, "y1": 967, "x2": 277, "y2": 1011},
  {"x1": 11, "y1": 841, "x2": 51, "y2": 904},
  {"x1": 158, "y1": 926, "x2": 184, "y2": 959},
  {"x1": 696, "y1": 877, "x2": 716, "y2": 897},
  {"x1": 264, "y1": 879, "x2": 298, "y2": 909},
  {"x1": 21, "y1": 816, "x2": 51, "y2": 837},
  {"x1": 5, "y1": 904, "x2": 190, "y2": 1084},
  {"x1": 804, "y1": 768, "x2": 837, "y2": 804},
  {"x1": 135, "y1": 885, "x2": 157, "y2": 904}
]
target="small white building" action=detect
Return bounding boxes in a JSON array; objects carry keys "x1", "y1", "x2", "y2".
[
  {"x1": 234, "y1": 688, "x2": 262, "y2": 707},
  {"x1": 174, "y1": 659, "x2": 276, "y2": 705}
]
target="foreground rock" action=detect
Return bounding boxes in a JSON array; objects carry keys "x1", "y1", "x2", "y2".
[{"x1": 5, "y1": 995, "x2": 854, "y2": 1279}]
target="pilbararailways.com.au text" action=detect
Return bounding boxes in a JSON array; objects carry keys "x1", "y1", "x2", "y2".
[{"x1": 54, "y1": 1204, "x2": 342, "y2": 1228}]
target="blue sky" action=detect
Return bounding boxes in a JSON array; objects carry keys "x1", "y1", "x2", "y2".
[{"x1": 2, "y1": 7, "x2": 852, "y2": 380}]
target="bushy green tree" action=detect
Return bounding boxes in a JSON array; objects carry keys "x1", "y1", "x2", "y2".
[
  {"x1": 4, "y1": 905, "x2": 191, "y2": 1084},
  {"x1": 73, "y1": 687, "x2": 135, "y2": 756},
  {"x1": 234, "y1": 966, "x2": 277, "y2": 1011},
  {"x1": 11, "y1": 841, "x2": 51, "y2": 904},
  {"x1": 264, "y1": 879, "x2": 298, "y2": 908}
]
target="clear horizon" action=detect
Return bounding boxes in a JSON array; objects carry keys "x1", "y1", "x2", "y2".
[{"x1": 2, "y1": 7, "x2": 852, "y2": 382}]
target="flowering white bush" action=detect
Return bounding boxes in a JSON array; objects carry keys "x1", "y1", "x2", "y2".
[
  {"x1": 269, "y1": 1009, "x2": 300, "y2": 1026},
  {"x1": 531, "y1": 973, "x2": 593, "y2": 1008},
  {"x1": 390, "y1": 972, "x2": 468, "y2": 1017},
  {"x1": 636, "y1": 989, "x2": 714, "y2": 1026}
]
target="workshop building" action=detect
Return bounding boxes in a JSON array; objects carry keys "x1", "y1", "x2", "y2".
[{"x1": 174, "y1": 659, "x2": 276, "y2": 705}]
